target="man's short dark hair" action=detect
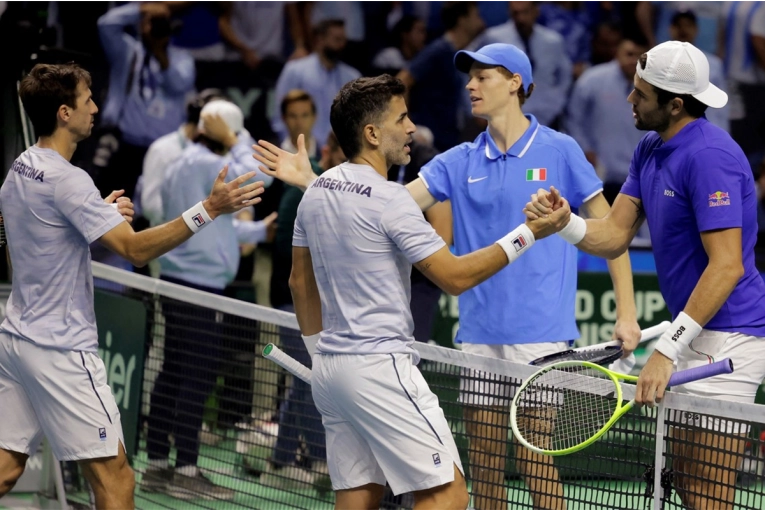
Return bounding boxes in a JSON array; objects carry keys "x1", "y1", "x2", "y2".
[
  {"x1": 670, "y1": 10, "x2": 697, "y2": 27},
  {"x1": 638, "y1": 54, "x2": 708, "y2": 118},
  {"x1": 314, "y1": 19, "x2": 345, "y2": 38},
  {"x1": 330, "y1": 75, "x2": 406, "y2": 159},
  {"x1": 281, "y1": 89, "x2": 317, "y2": 117},
  {"x1": 442, "y1": 1, "x2": 477, "y2": 31},
  {"x1": 19, "y1": 63, "x2": 92, "y2": 137}
]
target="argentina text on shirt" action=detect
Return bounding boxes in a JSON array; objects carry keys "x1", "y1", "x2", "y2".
[
  {"x1": 311, "y1": 176, "x2": 372, "y2": 197},
  {"x1": 11, "y1": 160, "x2": 44, "y2": 182}
]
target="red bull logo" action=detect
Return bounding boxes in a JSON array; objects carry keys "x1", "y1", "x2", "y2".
[{"x1": 708, "y1": 191, "x2": 730, "y2": 207}]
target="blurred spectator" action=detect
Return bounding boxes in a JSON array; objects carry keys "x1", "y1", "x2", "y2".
[
  {"x1": 567, "y1": 38, "x2": 647, "y2": 203},
  {"x1": 264, "y1": 132, "x2": 345, "y2": 489},
  {"x1": 220, "y1": 2, "x2": 308, "y2": 69},
  {"x1": 372, "y1": 15, "x2": 427, "y2": 73},
  {"x1": 280, "y1": 90, "x2": 321, "y2": 160},
  {"x1": 538, "y1": 1, "x2": 591, "y2": 79},
  {"x1": 654, "y1": 1, "x2": 725, "y2": 54},
  {"x1": 305, "y1": 2, "x2": 366, "y2": 71},
  {"x1": 271, "y1": 19, "x2": 361, "y2": 154},
  {"x1": 140, "y1": 88, "x2": 225, "y2": 227},
  {"x1": 95, "y1": 2, "x2": 195, "y2": 203},
  {"x1": 721, "y1": 1, "x2": 765, "y2": 172},
  {"x1": 142, "y1": 100, "x2": 275, "y2": 500},
  {"x1": 480, "y1": 1, "x2": 572, "y2": 127},
  {"x1": 398, "y1": 2, "x2": 485, "y2": 151},
  {"x1": 168, "y1": 2, "x2": 225, "y2": 61},
  {"x1": 591, "y1": 21, "x2": 624, "y2": 66},
  {"x1": 669, "y1": 9, "x2": 729, "y2": 132}
]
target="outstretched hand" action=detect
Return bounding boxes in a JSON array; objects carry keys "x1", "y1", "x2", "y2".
[
  {"x1": 524, "y1": 186, "x2": 566, "y2": 219},
  {"x1": 105, "y1": 190, "x2": 135, "y2": 224},
  {"x1": 252, "y1": 133, "x2": 316, "y2": 191},
  {"x1": 204, "y1": 165, "x2": 265, "y2": 219}
]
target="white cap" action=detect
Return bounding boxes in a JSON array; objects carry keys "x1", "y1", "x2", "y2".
[
  {"x1": 198, "y1": 100, "x2": 244, "y2": 134},
  {"x1": 635, "y1": 41, "x2": 727, "y2": 109}
]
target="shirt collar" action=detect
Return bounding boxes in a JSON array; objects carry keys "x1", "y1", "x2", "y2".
[
  {"x1": 483, "y1": 114, "x2": 540, "y2": 160},
  {"x1": 655, "y1": 116, "x2": 707, "y2": 157}
]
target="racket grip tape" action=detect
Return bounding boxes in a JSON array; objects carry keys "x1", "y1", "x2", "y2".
[
  {"x1": 668, "y1": 358, "x2": 733, "y2": 387},
  {"x1": 263, "y1": 343, "x2": 312, "y2": 384}
]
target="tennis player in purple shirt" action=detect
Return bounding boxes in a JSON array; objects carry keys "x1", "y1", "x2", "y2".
[{"x1": 528, "y1": 41, "x2": 765, "y2": 510}]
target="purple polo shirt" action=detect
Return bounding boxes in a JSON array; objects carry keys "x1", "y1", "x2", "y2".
[{"x1": 621, "y1": 117, "x2": 765, "y2": 336}]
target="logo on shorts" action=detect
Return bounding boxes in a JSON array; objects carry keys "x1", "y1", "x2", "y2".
[
  {"x1": 512, "y1": 234, "x2": 527, "y2": 252},
  {"x1": 432, "y1": 453, "x2": 441, "y2": 466},
  {"x1": 99, "y1": 428, "x2": 107, "y2": 441},
  {"x1": 708, "y1": 191, "x2": 730, "y2": 207},
  {"x1": 192, "y1": 213, "x2": 206, "y2": 227}
]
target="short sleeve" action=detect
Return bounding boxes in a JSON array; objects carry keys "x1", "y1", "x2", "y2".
[
  {"x1": 54, "y1": 170, "x2": 124, "y2": 243},
  {"x1": 687, "y1": 149, "x2": 745, "y2": 232},
  {"x1": 418, "y1": 153, "x2": 454, "y2": 202},
  {"x1": 620, "y1": 137, "x2": 647, "y2": 200},
  {"x1": 292, "y1": 200, "x2": 309, "y2": 247},
  {"x1": 381, "y1": 188, "x2": 446, "y2": 264},
  {"x1": 562, "y1": 137, "x2": 603, "y2": 207}
]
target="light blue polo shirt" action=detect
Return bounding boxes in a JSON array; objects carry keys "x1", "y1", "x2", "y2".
[{"x1": 419, "y1": 115, "x2": 602, "y2": 345}]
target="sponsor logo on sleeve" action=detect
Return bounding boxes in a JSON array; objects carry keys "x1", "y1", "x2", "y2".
[{"x1": 708, "y1": 191, "x2": 730, "y2": 207}]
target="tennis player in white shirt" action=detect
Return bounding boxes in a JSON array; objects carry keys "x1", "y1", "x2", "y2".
[{"x1": 0, "y1": 63, "x2": 264, "y2": 509}]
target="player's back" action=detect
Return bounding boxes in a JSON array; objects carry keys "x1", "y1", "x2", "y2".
[
  {"x1": 294, "y1": 163, "x2": 444, "y2": 359},
  {"x1": 0, "y1": 146, "x2": 123, "y2": 351}
]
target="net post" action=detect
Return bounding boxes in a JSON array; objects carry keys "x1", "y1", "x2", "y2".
[{"x1": 654, "y1": 401, "x2": 667, "y2": 510}]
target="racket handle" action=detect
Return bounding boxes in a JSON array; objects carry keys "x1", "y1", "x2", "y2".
[
  {"x1": 640, "y1": 321, "x2": 671, "y2": 341},
  {"x1": 263, "y1": 343, "x2": 312, "y2": 384},
  {"x1": 668, "y1": 358, "x2": 734, "y2": 387}
]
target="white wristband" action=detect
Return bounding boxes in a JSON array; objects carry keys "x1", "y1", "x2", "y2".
[
  {"x1": 181, "y1": 201, "x2": 214, "y2": 233},
  {"x1": 302, "y1": 333, "x2": 320, "y2": 357},
  {"x1": 558, "y1": 213, "x2": 586, "y2": 244},
  {"x1": 495, "y1": 224, "x2": 535, "y2": 264},
  {"x1": 653, "y1": 312, "x2": 702, "y2": 362}
]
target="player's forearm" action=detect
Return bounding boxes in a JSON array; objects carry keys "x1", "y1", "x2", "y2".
[
  {"x1": 575, "y1": 218, "x2": 632, "y2": 259},
  {"x1": 682, "y1": 260, "x2": 743, "y2": 326},
  {"x1": 606, "y1": 252, "x2": 637, "y2": 321},
  {"x1": 289, "y1": 275, "x2": 322, "y2": 335},
  {"x1": 127, "y1": 218, "x2": 195, "y2": 267},
  {"x1": 438, "y1": 245, "x2": 509, "y2": 296}
]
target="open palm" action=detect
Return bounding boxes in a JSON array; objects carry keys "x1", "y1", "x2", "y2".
[{"x1": 252, "y1": 133, "x2": 315, "y2": 190}]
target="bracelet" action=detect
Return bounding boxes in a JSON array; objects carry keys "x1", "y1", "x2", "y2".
[
  {"x1": 558, "y1": 213, "x2": 587, "y2": 244},
  {"x1": 181, "y1": 201, "x2": 214, "y2": 234},
  {"x1": 653, "y1": 312, "x2": 702, "y2": 362},
  {"x1": 302, "y1": 333, "x2": 320, "y2": 357},
  {"x1": 495, "y1": 224, "x2": 535, "y2": 264}
]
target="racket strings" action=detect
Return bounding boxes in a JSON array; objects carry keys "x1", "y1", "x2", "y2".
[
  {"x1": 515, "y1": 366, "x2": 620, "y2": 452},
  {"x1": 534, "y1": 347, "x2": 622, "y2": 367},
  {"x1": 0, "y1": 212, "x2": 5, "y2": 248}
]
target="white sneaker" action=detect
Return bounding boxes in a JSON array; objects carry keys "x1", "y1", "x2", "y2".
[
  {"x1": 259, "y1": 463, "x2": 314, "y2": 490},
  {"x1": 199, "y1": 422, "x2": 223, "y2": 446}
]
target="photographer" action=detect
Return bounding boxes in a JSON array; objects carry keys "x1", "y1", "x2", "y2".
[{"x1": 95, "y1": 2, "x2": 195, "y2": 205}]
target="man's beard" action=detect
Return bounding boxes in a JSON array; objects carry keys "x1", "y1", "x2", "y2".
[
  {"x1": 635, "y1": 109, "x2": 670, "y2": 133},
  {"x1": 323, "y1": 47, "x2": 343, "y2": 63}
]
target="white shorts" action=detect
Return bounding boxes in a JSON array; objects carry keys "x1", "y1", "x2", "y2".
[
  {"x1": 0, "y1": 332, "x2": 125, "y2": 461},
  {"x1": 673, "y1": 330, "x2": 765, "y2": 434},
  {"x1": 459, "y1": 342, "x2": 569, "y2": 407},
  {"x1": 312, "y1": 353, "x2": 464, "y2": 495}
]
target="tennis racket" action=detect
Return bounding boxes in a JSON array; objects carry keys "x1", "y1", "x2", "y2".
[
  {"x1": 528, "y1": 321, "x2": 671, "y2": 368},
  {"x1": 510, "y1": 358, "x2": 734, "y2": 456},
  {"x1": 263, "y1": 343, "x2": 312, "y2": 384},
  {"x1": 0, "y1": 211, "x2": 6, "y2": 248}
]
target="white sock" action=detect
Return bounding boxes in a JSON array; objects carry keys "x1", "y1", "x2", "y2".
[
  {"x1": 176, "y1": 465, "x2": 199, "y2": 477},
  {"x1": 148, "y1": 459, "x2": 168, "y2": 469}
]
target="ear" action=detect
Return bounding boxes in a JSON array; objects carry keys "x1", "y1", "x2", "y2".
[
  {"x1": 363, "y1": 124, "x2": 380, "y2": 148},
  {"x1": 57, "y1": 104, "x2": 70, "y2": 124},
  {"x1": 671, "y1": 97, "x2": 684, "y2": 116}
]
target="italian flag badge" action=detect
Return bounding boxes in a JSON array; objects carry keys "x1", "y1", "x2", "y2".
[{"x1": 526, "y1": 168, "x2": 547, "y2": 181}]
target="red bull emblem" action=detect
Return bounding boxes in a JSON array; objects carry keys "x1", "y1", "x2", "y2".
[{"x1": 708, "y1": 191, "x2": 730, "y2": 207}]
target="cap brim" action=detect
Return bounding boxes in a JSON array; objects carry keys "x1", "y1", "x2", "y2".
[
  {"x1": 693, "y1": 83, "x2": 728, "y2": 109},
  {"x1": 454, "y1": 50, "x2": 503, "y2": 73}
]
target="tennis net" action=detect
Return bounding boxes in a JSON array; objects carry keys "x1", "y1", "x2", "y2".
[{"x1": 75, "y1": 262, "x2": 765, "y2": 510}]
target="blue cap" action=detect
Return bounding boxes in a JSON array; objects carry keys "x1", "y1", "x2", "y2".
[{"x1": 454, "y1": 43, "x2": 534, "y2": 92}]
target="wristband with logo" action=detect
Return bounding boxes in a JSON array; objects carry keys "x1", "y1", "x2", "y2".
[
  {"x1": 181, "y1": 201, "x2": 213, "y2": 234},
  {"x1": 653, "y1": 312, "x2": 702, "y2": 362},
  {"x1": 495, "y1": 224, "x2": 535, "y2": 264}
]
